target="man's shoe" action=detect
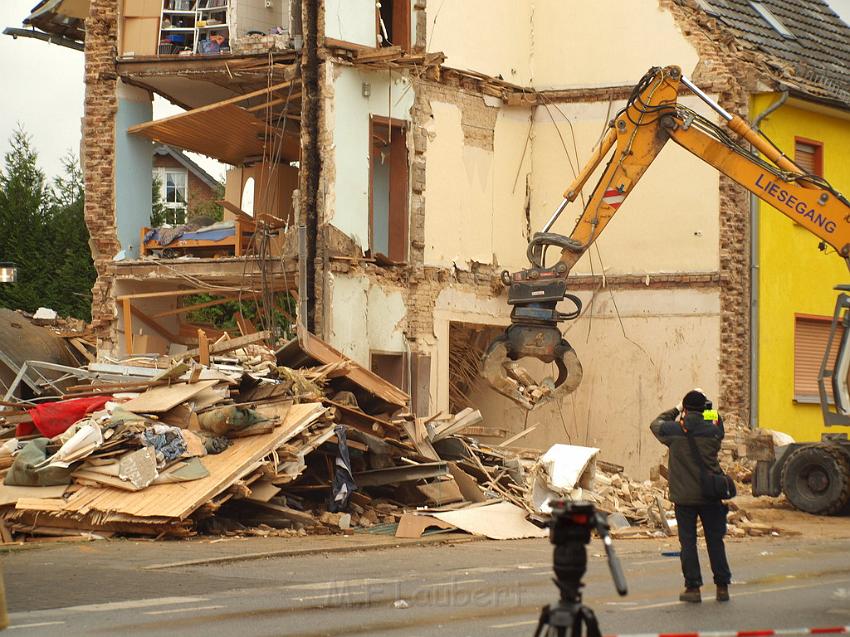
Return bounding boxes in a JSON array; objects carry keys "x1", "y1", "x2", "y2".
[
  {"x1": 716, "y1": 585, "x2": 730, "y2": 602},
  {"x1": 679, "y1": 587, "x2": 701, "y2": 603}
]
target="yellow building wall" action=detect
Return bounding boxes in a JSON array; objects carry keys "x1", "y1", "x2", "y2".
[{"x1": 755, "y1": 94, "x2": 850, "y2": 442}]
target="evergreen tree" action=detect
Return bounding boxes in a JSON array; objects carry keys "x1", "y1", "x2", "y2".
[
  {"x1": 0, "y1": 126, "x2": 50, "y2": 312},
  {"x1": 44, "y1": 155, "x2": 96, "y2": 320},
  {"x1": 0, "y1": 127, "x2": 95, "y2": 320}
]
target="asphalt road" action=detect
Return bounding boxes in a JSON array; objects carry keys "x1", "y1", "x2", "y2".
[{"x1": 3, "y1": 535, "x2": 850, "y2": 636}]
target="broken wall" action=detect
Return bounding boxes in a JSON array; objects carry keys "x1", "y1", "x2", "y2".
[
  {"x1": 327, "y1": 66, "x2": 415, "y2": 251},
  {"x1": 422, "y1": 88, "x2": 531, "y2": 273},
  {"x1": 327, "y1": 272, "x2": 407, "y2": 367},
  {"x1": 324, "y1": 0, "x2": 375, "y2": 46}
]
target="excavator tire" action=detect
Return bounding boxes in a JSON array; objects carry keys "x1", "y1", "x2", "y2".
[{"x1": 781, "y1": 445, "x2": 850, "y2": 515}]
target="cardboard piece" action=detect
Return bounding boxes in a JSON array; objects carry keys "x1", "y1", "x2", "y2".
[
  {"x1": 448, "y1": 462, "x2": 487, "y2": 503},
  {"x1": 0, "y1": 484, "x2": 67, "y2": 506},
  {"x1": 427, "y1": 501, "x2": 548, "y2": 540},
  {"x1": 395, "y1": 512, "x2": 455, "y2": 539},
  {"x1": 118, "y1": 448, "x2": 158, "y2": 489}
]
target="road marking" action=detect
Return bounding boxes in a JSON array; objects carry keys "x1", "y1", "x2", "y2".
[
  {"x1": 491, "y1": 619, "x2": 538, "y2": 629},
  {"x1": 282, "y1": 578, "x2": 392, "y2": 591},
  {"x1": 632, "y1": 558, "x2": 678, "y2": 566},
  {"x1": 58, "y1": 596, "x2": 208, "y2": 613},
  {"x1": 144, "y1": 605, "x2": 224, "y2": 616},
  {"x1": 294, "y1": 591, "x2": 367, "y2": 601},
  {"x1": 623, "y1": 578, "x2": 850, "y2": 612},
  {"x1": 8, "y1": 622, "x2": 66, "y2": 630},
  {"x1": 419, "y1": 579, "x2": 484, "y2": 588}
]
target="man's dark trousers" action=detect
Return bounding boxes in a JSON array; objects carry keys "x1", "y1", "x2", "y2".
[{"x1": 674, "y1": 502, "x2": 731, "y2": 588}]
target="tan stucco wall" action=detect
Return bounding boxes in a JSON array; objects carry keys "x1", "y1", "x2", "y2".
[
  {"x1": 426, "y1": 0, "x2": 533, "y2": 85},
  {"x1": 423, "y1": 101, "x2": 531, "y2": 271},
  {"x1": 529, "y1": 95, "x2": 721, "y2": 275},
  {"x1": 530, "y1": 0, "x2": 700, "y2": 89}
]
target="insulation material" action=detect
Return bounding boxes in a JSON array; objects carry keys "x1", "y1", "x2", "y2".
[{"x1": 529, "y1": 444, "x2": 599, "y2": 514}]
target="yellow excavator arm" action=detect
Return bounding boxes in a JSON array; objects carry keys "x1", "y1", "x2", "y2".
[{"x1": 483, "y1": 65, "x2": 850, "y2": 410}]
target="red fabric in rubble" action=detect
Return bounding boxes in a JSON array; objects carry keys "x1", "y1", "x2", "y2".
[{"x1": 19, "y1": 396, "x2": 112, "y2": 438}]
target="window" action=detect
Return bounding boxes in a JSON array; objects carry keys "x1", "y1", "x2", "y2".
[
  {"x1": 241, "y1": 176, "x2": 255, "y2": 216},
  {"x1": 794, "y1": 138, "x2": 824, "y2": 178},
  {"x1": 376, "y1": 0, "x2": 411, "y2": 50},
  {"x1": 749, "y1": 2, "x2": 796, "y2": 39},
  {"x1": 369, "y1": 116, "x2": 409, "y2": 263},
  {"x1": 794, "y1": 314, "x2": 844, "y2": 403},
  {"x1": 154, "y1": 167, "x2": 189, "y2": 225}
]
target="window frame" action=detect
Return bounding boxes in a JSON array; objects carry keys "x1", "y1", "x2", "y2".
[
  {"x1": 155, "y1": 166, "x2": 190, "y2": 225},
  {"x1": 794, "y1": 136, "x2": 824, "y2": 178},
  {"x1": 793, "y1": 312, "x2": 843, "y2": 404},
  {"x1": 375, "y1": 0, "x2": 411, "y2": 50}
]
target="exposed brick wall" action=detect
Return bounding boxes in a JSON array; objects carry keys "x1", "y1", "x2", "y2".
[
  {"x1": 84, "y1": 0, "x2": 121, "y2": 354},
  {"x1": 664, "y1": 0, "x2": 768, "y2": 428}
]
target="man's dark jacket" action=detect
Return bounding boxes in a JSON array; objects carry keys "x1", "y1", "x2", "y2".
[{"x1": 650, "y1": 408, "x2": 725, "y2": 505}]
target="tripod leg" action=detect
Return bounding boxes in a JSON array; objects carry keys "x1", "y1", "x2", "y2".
[{"x1": 577, "y1": 606, "x2": 602, "y2": 637}]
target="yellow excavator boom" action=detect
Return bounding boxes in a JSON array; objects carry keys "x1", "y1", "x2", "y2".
[{"x1": 483, "y1": 65, "x2": 850, "y2": 410}]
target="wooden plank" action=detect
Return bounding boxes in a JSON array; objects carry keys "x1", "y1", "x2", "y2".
[
  {"x1": 198, "y1": 329, "x2": 210, "y2": 366},
  {"x1": 181, "y1": 330, "x2": 271, "y2": 360},
  {"x1": 151, "y1": 295, "x2": 246, "y2": 319},
  {"x1": 127, "y1": 79, "x2": 299, "y2": 135},
  {"x1": 123, "y1": 299, "x2": 133, "y2": 355},
  {"x1": 498, "y1": 425, "x2": 539, "y2": 448},
  {"x1": 68, "y1": 338, "x2": 96, "y2": 363},
  {"x1": 293, "y1": 326, "x2": 408, "y2": 408},
  {"x1": 121, "y1": 380, "x2": 219, "y2": 414}
]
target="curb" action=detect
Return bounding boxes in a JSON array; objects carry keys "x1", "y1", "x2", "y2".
[{"x1": 143, "y1": 532, "x2": 482, "y2": 570}]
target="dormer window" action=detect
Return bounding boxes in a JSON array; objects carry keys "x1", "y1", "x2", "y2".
[{"x1": 749, "y1": 2, "x2": 796, "y2": 39}]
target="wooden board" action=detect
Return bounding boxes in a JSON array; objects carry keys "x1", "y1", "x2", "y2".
[
  {"x1": 121, "y1": 380, "x2": 218, "y2": 414},
  {"x1": 290, "y1": 326, "x2": 409, "y2": 408},
  {"x1": 16, "y1": 402, "x2": 325, "y2": 521}
]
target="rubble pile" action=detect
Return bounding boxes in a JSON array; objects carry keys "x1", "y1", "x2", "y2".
[{"x1": 0, "y1": 314, "x2": 773, "y2": 544}]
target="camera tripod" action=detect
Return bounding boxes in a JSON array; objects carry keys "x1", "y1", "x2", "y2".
[{"x1": 533, "y1": 501, "x2": 629, "y2": 637}]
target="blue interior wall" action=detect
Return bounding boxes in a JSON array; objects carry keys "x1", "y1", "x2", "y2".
[{"x1": 115, "y1": 94, "x2": 153, "y2": 260}]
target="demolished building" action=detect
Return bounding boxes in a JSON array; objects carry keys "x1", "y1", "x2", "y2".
[{"x1": 10, "y1": 0, "x2": 850, "y2": 477}]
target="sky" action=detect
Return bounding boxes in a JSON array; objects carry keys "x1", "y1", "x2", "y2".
[
  {"x1": 0, "y1": 0, "x2": 225, "y2": 182},
  {"x1": 2, "y1": 0, "x2": 850, "y2": 181}
]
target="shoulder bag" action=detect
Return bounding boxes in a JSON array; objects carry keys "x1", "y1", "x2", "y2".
[{"x1": 685, "y1": 430, "x2": 736, "y2": 501}]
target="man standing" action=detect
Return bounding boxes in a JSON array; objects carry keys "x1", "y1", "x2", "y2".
[{"x1": 650, "y1": 389, "x2": 732, "y2": 603}]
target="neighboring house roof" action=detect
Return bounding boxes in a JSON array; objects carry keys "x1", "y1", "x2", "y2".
[
  {"x1": 698, "y1": 0, "x2": 850, "y2": 106},
  {"x1": 153, "y1": 145, "x2": 221, "y2": 191}
]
